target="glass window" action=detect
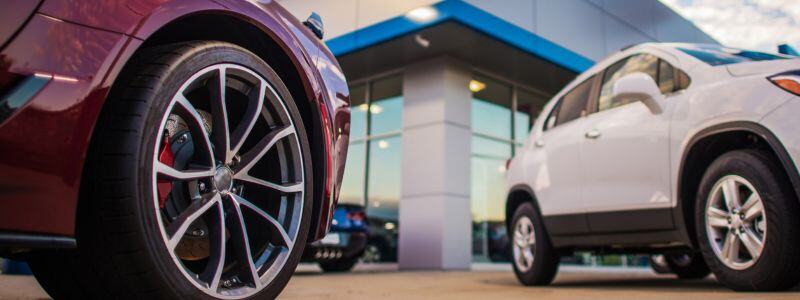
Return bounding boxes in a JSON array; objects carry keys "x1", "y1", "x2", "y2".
[
  {"x1": 338, "y1": 141, "x2": 365, "y2": 205},
  {"x1": 472, "y1": 75, "x2": 512, "y2": 139},
  {"x1": 556, "y1": 76, "x2": 594, "y2": 126},
  {"x1": 515, "y1": 89, "x2": 548, "y2": 144},
  {"x1": 470, "y1": 137, "x2": 511, "y2": 259},
  {"x1": 598, "y1": 54, "x2": 658, "y2": 112},
  {"x1": 678, "y1": 45, "x2": 789, "y2": 66},
  {"x1": 349, "y1": 85, "x2": 367, "y2": 139},
  {"x1": 367, "y1": 136, "x2": 401, "y2": 221},
  {"x1": 658, "y1": 60, "x2": 675, "y2": 94},
  {"x1": 369, "y1": 75, "x2": 403, "y2": 135},
  {"x1": 342, "y1": 74, "x2": 403, "y2": 262}
]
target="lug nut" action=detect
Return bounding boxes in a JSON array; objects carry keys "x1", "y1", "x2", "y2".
[
  {"x1": 178, "y1": 133, "x2": 189, "y2": 144},
  {"x1": 199, "y1": 182, "x2": 207, "y2": 192}
]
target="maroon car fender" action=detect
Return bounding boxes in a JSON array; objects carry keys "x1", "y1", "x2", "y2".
[{"x1": 39, "y1": 0, "x2": 349, "y2": 241}]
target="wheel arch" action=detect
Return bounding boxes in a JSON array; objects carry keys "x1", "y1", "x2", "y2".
[
  {"x1": 83, "y1": 11, "x2": 331, "y2": 242},
  {"x1": 506, "y1": 185, "x2": 543, "y2": 232},
  {"x1": 676, "y1": 121, "x2": 800, "y2": 248}
]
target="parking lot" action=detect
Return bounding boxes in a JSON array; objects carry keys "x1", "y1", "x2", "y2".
[{"x1": 3, "y1": 264, "x2": 799, "y2": 299}]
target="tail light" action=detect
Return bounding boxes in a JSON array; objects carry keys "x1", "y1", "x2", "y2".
[
  {"x1": 769, "y1": 71, "x2": 800, "y2": 96},
  {"x1": 347, "y1": 211, "x2": 365, "y2": 222}
]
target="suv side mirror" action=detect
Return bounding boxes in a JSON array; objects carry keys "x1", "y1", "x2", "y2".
[{"x1": 613, "y1": 72, "x2": 663, "y2": 114}]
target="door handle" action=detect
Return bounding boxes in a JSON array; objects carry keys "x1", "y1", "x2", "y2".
[
  {"x1": 585, "y1": 129, "x2": 601, "y2": 139},
  {"x1": 534, "y1": 139, "x2": 545, "y2": 148}
]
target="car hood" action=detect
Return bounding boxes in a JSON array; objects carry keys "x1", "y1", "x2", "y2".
[{"x1": 726, "y1": 58, "x2": 800, "y2": 77}]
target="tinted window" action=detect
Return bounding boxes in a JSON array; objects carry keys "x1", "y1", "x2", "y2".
[
  {"x1": 555, "y1": 76, "x2": 594, "y2": 126},
  {"x1": 598, "y1": 54, "x2": 658, "y2": 111},
  {"x1": 657, "y1": 60, "x2": 675, "y2": 94}
]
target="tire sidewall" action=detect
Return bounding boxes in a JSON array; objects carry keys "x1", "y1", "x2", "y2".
[
  {"x1": 131, "y1": 43, "x2": 313, "y2": 299},
  {"x1": 510, "y1": 202, "x2": 557, "y2": 284}
]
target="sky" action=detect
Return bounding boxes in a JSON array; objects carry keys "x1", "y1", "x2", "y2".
[{"x1": 659, "y1": 0, "x2": 800, "y2": 52}]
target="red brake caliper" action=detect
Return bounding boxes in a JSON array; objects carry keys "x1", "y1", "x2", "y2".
[{"x1": 157, "y1": 132, "x2": 174, "y2": 208}]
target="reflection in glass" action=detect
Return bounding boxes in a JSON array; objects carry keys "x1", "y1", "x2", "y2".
[
  {"x1": 472, "y1": 75, "x2": 512, "y2": 139},
  {"x1": 369, "y1": 75, "x2": 403, "y2": 135},
  {"x1": 338, "y1": 141, "x2": 365, "y2": 206},
  {"x1": 367, "y1": 136, "x2": 402, "y2": 221},
  {"x1": 515, "y1": 88, "x2": 548, "y2": 144},
  {"x1": 350, "y1": 85, "x2": 367, "y2": 139},
  {"x1": 471, "y1": 138, "x2": 511, "y2": 260}
]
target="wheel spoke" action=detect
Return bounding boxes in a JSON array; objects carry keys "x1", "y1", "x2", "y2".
[
  {"x1": 740, "y1": 228, "x2": 763, "y2": 260},
  {"x1": 741, "y1": 194, "x2": 764, "y2": 221},
  {"x1": 156, "y1": 162, "x2": 214, "y2": 181},
  {"x1": 225, "y1": 195, "x2": 261, "y2": 289},
  {"x1": 234, "y1": 125, "x2": 294, "y2": 174},
  {"x1": 235, "y1": 174, "x2": 303, "y2": 194},
  {"x1": 231, "y1": 194, "x2": 293, "y2": 248},
  {"x1": 722, "y1": 179, "x2": 740, "y2": 211},
  {"x1": 522, "y1": 249, "x2": 534, "y2": 267},
  {"x1": 706, "y1": 207, "x2": 730, "y2": 228},
  {"x1": 208, "y1": 67, "x2": 232, "y2": 163},
  {"x1": 198, "y1": 201, "x2": 226, "y2": 291},
  {"x1": 166, "y1": 193, "x2": 221, "y2": 250},
  {"x1": 721, "y1": 232, "x2": 739, "y2": 263},
  {"x1": 230, "y1": 79, "x2": 266, "y2": 158},
  {"x1": 174, "y1": 94, "x2": 215, "y2": 167}
]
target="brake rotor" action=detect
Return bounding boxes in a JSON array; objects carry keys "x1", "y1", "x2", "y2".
[{"x1": 162, "y1": 110, "x2": 222, "y2": 261}]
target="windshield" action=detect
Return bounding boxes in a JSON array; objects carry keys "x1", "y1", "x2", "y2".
[{"x1": 678, "y1": 45, "x2": 790, "y2": 66}]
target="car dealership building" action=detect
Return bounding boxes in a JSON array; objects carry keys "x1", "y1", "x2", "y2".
[{"x1": 278, "y1": 0, "x2": 717, "y2": 270}]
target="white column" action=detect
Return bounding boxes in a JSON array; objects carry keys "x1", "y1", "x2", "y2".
[{"x1": 398, "y1": 57, "x2": 472, "y2": 270}]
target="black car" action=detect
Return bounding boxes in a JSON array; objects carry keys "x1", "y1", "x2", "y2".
[{"x1": 303, "y1": 204, "x2": 368, "y2": 272}]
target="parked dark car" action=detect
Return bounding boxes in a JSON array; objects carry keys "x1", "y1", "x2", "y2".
[
  {"x1": 303, "y1": 204, "x2": 367, "y2": 272},
  {"x1": 0, "y1": 0, "x2": 350, "y2": 299},
  {"x1": 362, "y1": 216, "x2": 399, "y2": 263}
]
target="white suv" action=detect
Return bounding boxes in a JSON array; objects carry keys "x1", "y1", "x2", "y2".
[{"x1": 505, "y1": 43, "x2": 800, "y2": 291}]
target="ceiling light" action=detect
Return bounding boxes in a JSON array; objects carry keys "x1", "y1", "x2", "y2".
[
  {"x1": 377, "y1": 140, "x2": 389, "y2": 149},
  {"x1": 469, "y1": 80, "x2": 486, "y2": 92},
  {"x1": 406, "y1": 6, "x2": 438, "y2": 23},
  {"x1": 369, "y1": 105, "x2": 383, "y2": 114},
  {"x1": 358, "y1": 103, "x2": 368, "y2": 111}
]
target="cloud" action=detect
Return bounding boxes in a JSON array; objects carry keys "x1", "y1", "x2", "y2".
[{"x1": 659, "y1": 0, "x2": 800, "y2": 52}]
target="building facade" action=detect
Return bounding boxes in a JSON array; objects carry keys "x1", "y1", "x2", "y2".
[{"x1": 278, "y1": 0, "x2": 717, "y2": 269}]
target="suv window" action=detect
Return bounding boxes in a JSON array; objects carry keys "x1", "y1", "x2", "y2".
[
  {"x1": 658, "y1": 60, "x2": 691, "y2": 93},
  {"x1": 598, "y1": 54, "x2": 658, "y2": 111},
  {"x1": 544, "y1": 76, "x2": 594, "y2": 131},
  {"x1": 658, "y1": 59, "x2": 675, "y2": 93}
]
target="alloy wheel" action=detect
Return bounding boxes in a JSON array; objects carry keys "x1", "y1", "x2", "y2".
[
  {"x1": 513, "y1": 216, "x2": 536, "y2": 272},
  {"x1": 705, "y1": 175, "x2": 766, "y2": 270},
  {"x1": 151, "y1": 63, "x2": 304, "y2": 298}
]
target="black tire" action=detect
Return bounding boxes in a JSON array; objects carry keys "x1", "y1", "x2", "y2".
[
  {"x1": 696, "y1": 149, "x2": 800, "y2": 291},
  {"x1": 510, "y1": 202, "x2": 559, "y2": 286},
  {"x1": 664, "y1": 253, "x2": 710, "y2": 279},
  {"x1": 319, "y1": 257, "x2": 359, "y2": 273},
  {"x1": 28, "y1": 41, "x2": 314, "y2": 299}
]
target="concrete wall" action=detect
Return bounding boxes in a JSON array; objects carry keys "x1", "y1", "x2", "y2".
[{"x1": 277, "y1": 0, "x2": 717, "y2": 61}]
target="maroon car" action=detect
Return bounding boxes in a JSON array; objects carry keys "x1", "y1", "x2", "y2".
[{"x1": 0, "y1": 0, "x2": 349, "y2": 298}]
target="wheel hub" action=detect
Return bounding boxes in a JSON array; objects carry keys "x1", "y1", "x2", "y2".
[{"x1": 213, "y1": 165, "x2": 234, "y2": 192}]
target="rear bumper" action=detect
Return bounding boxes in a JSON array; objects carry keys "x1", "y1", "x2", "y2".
[{"x1": 302, "y1": 231, "x2": 367, "y2": 261}]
